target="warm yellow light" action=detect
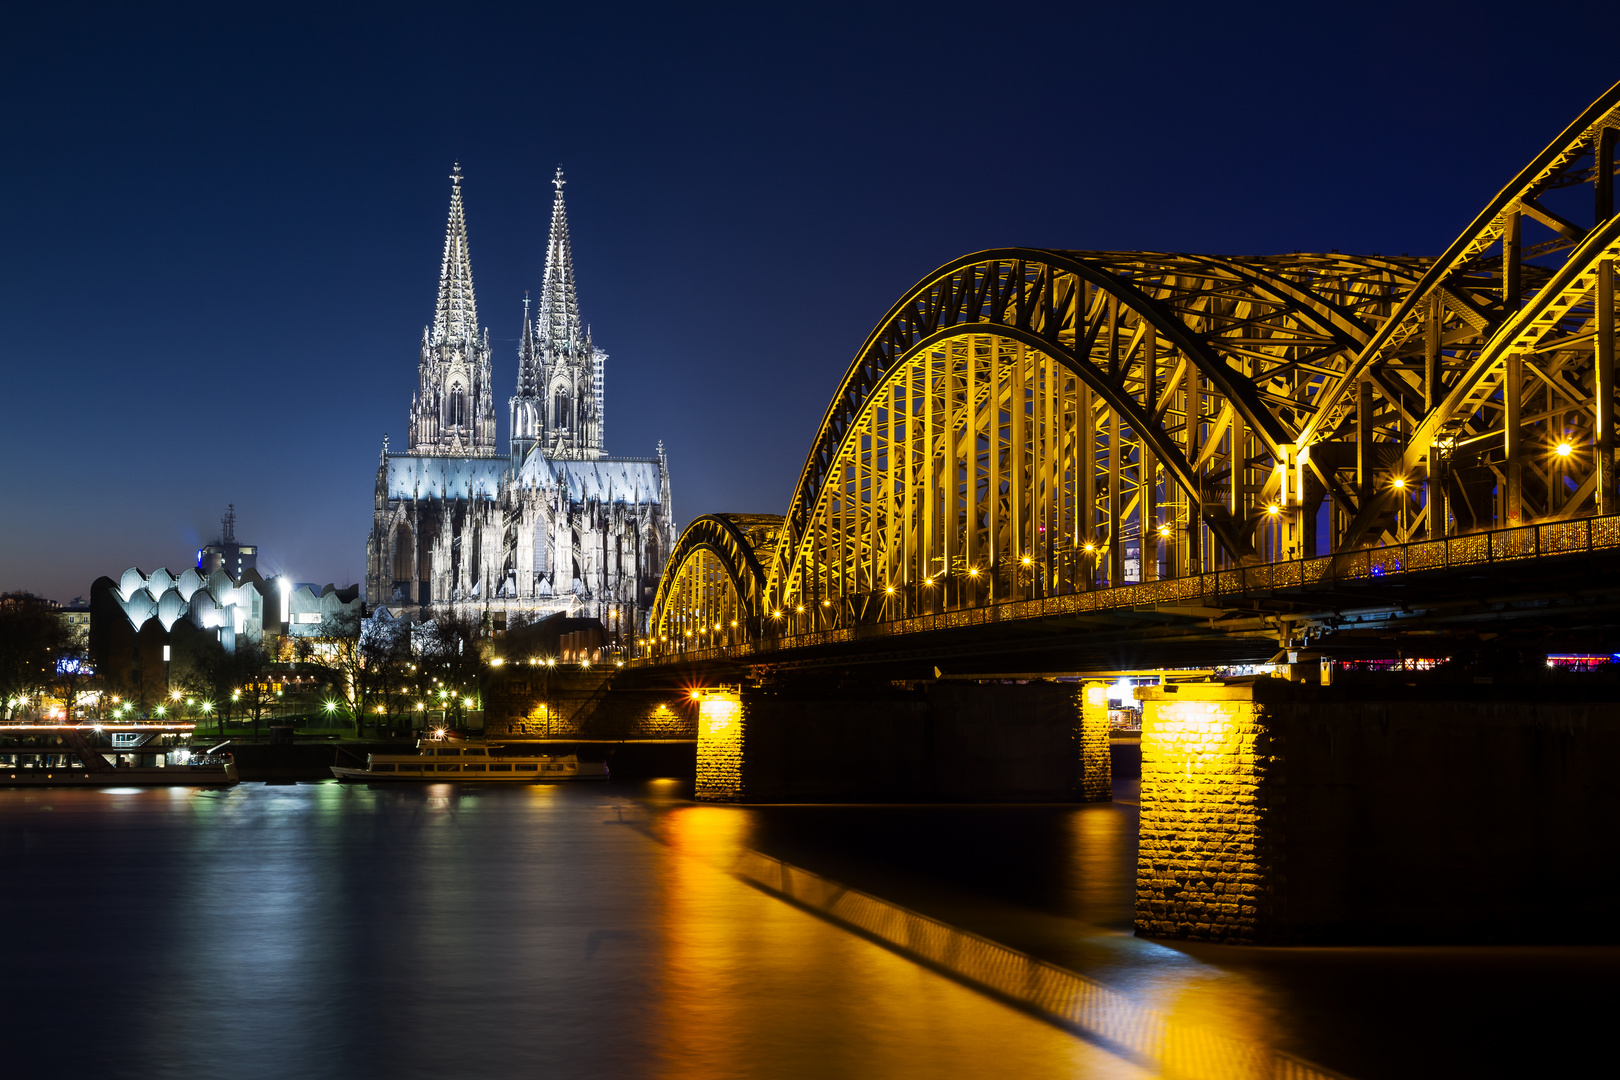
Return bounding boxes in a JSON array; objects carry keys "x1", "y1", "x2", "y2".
[
  {"x1": 170, "y1": 691, "x2": 182, "y2": 701},
  {"x1": 885, "y1": 585, "x2": 895, "y2": 594},
  {"x1": 689, "y1": 690, "x2": 702, "y2": 700},
  {"x1": 730, "y1": 620, "x2": 738, "y2": 627},
  {"x1": 463, "y1": 698, "x2": 474, "y2": 707},
  {"x1": 1391, "y1": 477, "x2": 1405, "y2": 490},
  {"x1": 415, "y1": 702, "x2": 425, "y2": 710},
  {"x1": 1021, "y1": 556, "x2": 1032, "y2": 565},
  {"x1": 796, "y1": 605, "x2": 804, "y2": 613},
  {"x1": 1267, "y1": 504, "x2": 1281, "y2": 515},
  {"x1": 1556, "y1": 442, "x2": 1573, "y2": 458},
  {"x1": 1083, "y1": 543, "x2": 1095, "y2": 553},
  {"x1": 968, "y1": 567, "x2": 980, "y2": 577},
  {"x1": 489, "y1": 657, "x2": 504, "y2": 666},
  {"x1": 821, "y1": 599, "x2": 831, "y2": 607},
  {"x1": 771, "y1": 610, "x2": 782, "y2": 618},
  {"x1": 546, "y1": 658, "x2": 556, "y2": 667}
]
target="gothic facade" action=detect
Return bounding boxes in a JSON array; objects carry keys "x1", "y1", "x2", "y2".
[{"x1": 365, "y1": 166, "x2": 675, "y2": 640}]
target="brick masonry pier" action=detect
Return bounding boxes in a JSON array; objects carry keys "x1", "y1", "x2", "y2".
[
  {"x1": 693, "y1": 679, "x2": 1111, "y2": 803},
  {"x1": 1135, "y1": 679, "x2": 1620, "y2": 945}
]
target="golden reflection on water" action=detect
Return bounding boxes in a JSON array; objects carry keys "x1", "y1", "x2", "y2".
[{"x1": 652, "y1": 806, "x2": 1150, "y2": 1080}]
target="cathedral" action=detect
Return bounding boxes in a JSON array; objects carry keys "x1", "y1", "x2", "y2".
[{"x1": 365, "y1": 166, "x2": 675, "y2": 640}]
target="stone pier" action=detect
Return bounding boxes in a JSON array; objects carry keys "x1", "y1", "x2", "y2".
[
  {"x1": 695, "y1": 679, "x2": 1111, "y2": 803},
  {"x1": 1135, "y1": 679, "x2": 1620, "y2": 944}
]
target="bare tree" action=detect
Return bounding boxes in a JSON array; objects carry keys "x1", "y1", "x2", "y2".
[
  {"x1": 421, "y1": 607, "x2": 483, "y2": 730},
  {"x1": 232, "y1": 640, "x2": 279, "y2": 740}
]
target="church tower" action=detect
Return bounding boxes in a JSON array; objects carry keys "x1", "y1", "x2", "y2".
[
  {"x1": 529, "y1": 168, "x2": 605, "y2": 460},
  {"x1": 408, "y1": 165, "x2": 498, "y2": 457}
]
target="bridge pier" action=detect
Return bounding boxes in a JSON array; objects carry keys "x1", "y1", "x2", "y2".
[
  {"x1": 695, "y1": 680, "x2": 1111, "y2": 803},
  {"x1": 1134, "y1": 680, "x2": 1620, "y2": 944}
]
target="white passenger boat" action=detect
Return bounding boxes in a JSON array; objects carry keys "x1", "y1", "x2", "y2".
[
  {"x1": 330, "y1": 736, "x2": 608, "y2": 782},
  {"x1": 0, "y1": 723, "x2": 238, "y2": 786}
]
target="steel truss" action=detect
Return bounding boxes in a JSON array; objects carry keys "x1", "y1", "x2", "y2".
[
  {"x1": 650, "y1": 513, "x2": 780, "y2": 651},
  {"x1": 648, "y1": 81, "x2": 1620, "y2": 651}
]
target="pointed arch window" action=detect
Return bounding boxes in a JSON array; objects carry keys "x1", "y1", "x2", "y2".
[
  {"x1": 448, "y1": 384, "x2": 467, "y2": 429},
  {"x1": 553, "y1": 389, "x2": 571, "y2": 430}
]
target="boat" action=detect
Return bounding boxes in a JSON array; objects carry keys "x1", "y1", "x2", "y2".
[
  {"x1": 0, "y1": 723, "x2": 238, "y2": 786},
  {"x1": 330, "y1": 735, "x2": 609, "y2": 782}
]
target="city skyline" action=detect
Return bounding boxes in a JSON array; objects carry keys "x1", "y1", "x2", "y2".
[{"x1": 1, "y1": 1, "x2": 1609, "y2": 600}]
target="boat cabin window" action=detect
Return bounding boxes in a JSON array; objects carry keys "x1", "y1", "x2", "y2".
[
  {"x1": 488, "y1": 764, "x2": 512, "y2": 772},
  {"x1": 514, "y1": 764, "x2": 538, "y2": 771},
  {"x1": 438, "y1": 764, "x2": 460, "y2": 771},
  {"x1": 463, "y1": 764, "x2": 486, "y2": 772},
  {"x1": 464, "y1": 748, "x2": 487, "y2": 756},
  {"x1": 437, "y1": 748, "x2": 461, "y2": 756},
  {"x1": 419, "y1": 748, "x2": 435, "y2": 756},
  {"x1": 372, "y1": 764, "x2": 395, "y2": 772}
]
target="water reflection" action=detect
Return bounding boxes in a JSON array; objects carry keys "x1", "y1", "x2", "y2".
[
  {"x1": 0, "y1": 783, "x2": 1153, "y2": 1079},
  {"x1": 653, "y1": 805, "x2": 1146, "y2": 1079}
]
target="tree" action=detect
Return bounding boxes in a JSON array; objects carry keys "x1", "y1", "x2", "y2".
[
  {"x1": 421, "y1": 606, "x2": 483, "y2": 730},
  {"x1": 297, "y1": 609, "x2": 413, "y2": 737},
  {"x1": 0, "y1": 593, "x2": 70, "y2": 719},
  {"x1": 231, "y1": 640, "x2": 279, "y2": 740}
]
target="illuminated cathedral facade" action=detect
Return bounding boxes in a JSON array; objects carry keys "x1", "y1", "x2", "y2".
[{"x1": 365, "y1": 166, "x2": 675, "y2": 639}]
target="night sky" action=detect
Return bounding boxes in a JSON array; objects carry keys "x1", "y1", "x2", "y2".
[{"x1": 1, "y1": 2, "x2": 1610, "y2": 601}]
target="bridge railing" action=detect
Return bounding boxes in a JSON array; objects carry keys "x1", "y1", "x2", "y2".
[{"x1": 639, "y1": 514, "x2": 1620, "y2": 664}]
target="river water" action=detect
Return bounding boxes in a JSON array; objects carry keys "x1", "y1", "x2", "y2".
[{"x1": 1, "y1": 780, "x2": 1612, "y2": 1078}]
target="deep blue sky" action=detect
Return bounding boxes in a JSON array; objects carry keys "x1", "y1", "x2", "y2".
[{"x1": 1, "y1": 1, "x2": 1611, "y2": 601}]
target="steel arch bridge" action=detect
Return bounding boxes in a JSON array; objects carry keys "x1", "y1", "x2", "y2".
[{"x1": 647, "y1": 81, "x2": 1620, "y2": 659}]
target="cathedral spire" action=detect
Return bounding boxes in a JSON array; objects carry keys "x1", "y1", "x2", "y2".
[
  {"x1": 433, "y1": 163, "x2": 479, "y2": 347},
  {"x1": 535, "y1": 167, "x2": 583, "y2": 357}
]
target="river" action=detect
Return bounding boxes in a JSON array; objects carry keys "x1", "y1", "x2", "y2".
[{"x1": 0, "y1": 779, "x2": 1611, "y2": 1078}]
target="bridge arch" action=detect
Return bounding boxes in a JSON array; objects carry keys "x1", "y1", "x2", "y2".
[
  {"x1": 643, "y1": 80, "x2": 1620, "y2": 655},
  {"x1": 761, "y1": 248, "x2": 1424, "y2": 624},
  {"x1": 1325, "y1": 79, "x2": 1620, "y2": 547},
  {"x1": 649, "y1": 513, "x2": 781, "y2": 652}
]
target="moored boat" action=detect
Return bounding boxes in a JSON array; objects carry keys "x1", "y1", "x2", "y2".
[
  {"x1": 0, "y1": 723, "x2": 238, "y2": 786},
  {"x1": 331, "y1": 735, "x2": 608, "y2": 782}
]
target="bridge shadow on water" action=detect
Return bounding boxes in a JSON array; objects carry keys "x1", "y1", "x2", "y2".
[{"x1": 637, "y1": 775, "x2": 1620, "y2": 1080}]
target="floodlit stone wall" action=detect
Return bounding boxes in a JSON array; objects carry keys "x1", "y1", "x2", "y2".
[
  {"x1": 1136, "y1": 680, "x2": 1620, "y2": 945},
  {"x1": 1079, "y1": 682, "x2": 1113, "y2": 802},
  {"x1": 695, "y1": 691, "x2": 745, "y2": 801},
  {"x1": 1136, "y1": 684, "x2": 1277, "y2": 943}
]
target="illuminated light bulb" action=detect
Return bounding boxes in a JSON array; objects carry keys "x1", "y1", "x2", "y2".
[
  {"x1": 1083, "y1": 543, "x2": 1095, "y2": 553},
  {"x1": 1391, "y1": 478, "x2": 1405, "y2": 490},
  {"x1": 796, "y1": 605, "x2": 804, "y2": 613},
  {"x1": 1158, "y1": 525, "x2": 1171, "y2": 538},
  {"x1": 885, "y1": 585, "x2": 895, "y2": 594},
  {"x1": 822, "y1": 599, "x2": 831, "y2": 607},
  {"x1": 968, "y1": 567, "x2": 980, "y2": 577},
  {"x1": 1021, "y1": 556, "x2": 1032, "y2": 565},
  {"x1": 1556, "y1": 442, "x2": 1573, "y2": 458},
  {"x1": 1267, "y1": 504, "x2": 1281, "y2": 515}
]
